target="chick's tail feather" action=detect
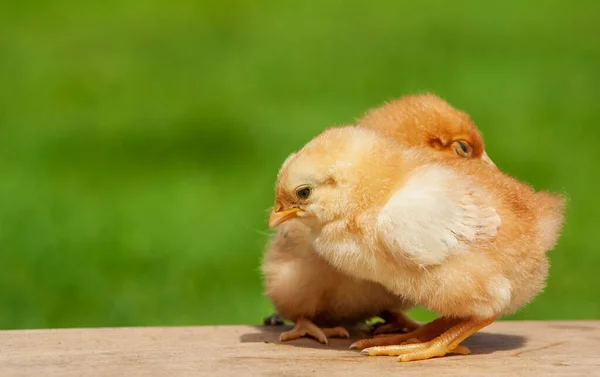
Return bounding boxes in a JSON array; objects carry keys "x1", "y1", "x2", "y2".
[{"x1": 535, "y1": 191, "x2": 567, "y2": 251}]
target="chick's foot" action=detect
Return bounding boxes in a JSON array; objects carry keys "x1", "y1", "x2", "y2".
[
  {"x1": 279, "y1": 317, "x2": 350, "y2": 344},
  {"x1": 351, "y1": 316, "x2": 456, "y2": 350},
  {"x1": 373, "y1": 311, "x2": 421, "y2": 335},
  {"x1": 361, "y1": 317, "x2": 496, "y2": 362}
]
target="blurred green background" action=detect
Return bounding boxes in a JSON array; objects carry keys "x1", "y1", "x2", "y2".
[{"x1": 0, "y1": 0, "x2": 598, "y2": 330}]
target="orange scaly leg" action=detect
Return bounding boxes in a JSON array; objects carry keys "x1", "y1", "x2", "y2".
[
  {"x1": 361, "y1": 317, "x2": 496, "y2": 362},
  {"x1": 279, "y1": 317, "x2": 349, "y2": 345}
]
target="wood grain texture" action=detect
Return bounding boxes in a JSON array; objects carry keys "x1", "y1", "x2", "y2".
[{"x1": 1, "y1": 321, "x2": 599, "y2": 376}]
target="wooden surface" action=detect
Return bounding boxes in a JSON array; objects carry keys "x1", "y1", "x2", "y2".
[{"x1": 0, "y1": 321, "x2": 599, "y2": 376}]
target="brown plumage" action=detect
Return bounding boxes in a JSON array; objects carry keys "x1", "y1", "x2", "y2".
[
  {"x1": 262, "y1": 94, "x2": 496, "y2": 344},
  {"x1": 360, "y1": 93, "x2": 493, "y2": 165},
  {"x1": 268, "y1": 125, "x2": 564, "y2": 361}
]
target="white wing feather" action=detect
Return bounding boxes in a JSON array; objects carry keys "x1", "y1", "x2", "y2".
[{"x1": 377, "y1": 164, "x2": 501, "y2": 266}]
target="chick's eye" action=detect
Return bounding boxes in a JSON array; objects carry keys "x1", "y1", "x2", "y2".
[
  {"x1": 296, "y1": 186, "x2": 311, "y2": 200},
  {"x1": 452, "y1": 140, "x2": 472, "y2": 158}
]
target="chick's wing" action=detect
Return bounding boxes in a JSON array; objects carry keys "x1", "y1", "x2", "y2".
[{"x1": 377, "y1": 163, "x2": 501, "y2": 266}]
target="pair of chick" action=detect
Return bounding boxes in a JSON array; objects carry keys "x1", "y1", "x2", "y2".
[
  {"x1": 262, "y1": 94, "x2": 565, "y2": 362},
  {"x1": 263, "y1": 94, "x2": 496, "y2": 342}
]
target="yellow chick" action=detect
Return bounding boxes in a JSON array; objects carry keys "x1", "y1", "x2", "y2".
[
  {"x1": 262, "y1": 93, "x2": 497, "y2": 344},
  {"x1": 268, "y1": 126, "x2": 564, "y2": 361}
]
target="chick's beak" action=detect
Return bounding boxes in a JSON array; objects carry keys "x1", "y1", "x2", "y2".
[
  {"x1": 481, "y1": 151, "x2": 497, "y2": 168},
  {"x1": 269, "y1": 202, "x2": 300, "y2": 228}
]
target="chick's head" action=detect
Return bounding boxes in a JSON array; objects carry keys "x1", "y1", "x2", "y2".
[
  {"x1": 268, "y1": 126, "x2": 395, "y2": 229},
  {"x1": 359, "y1": 93, "x2": 495, "y2": 166}
]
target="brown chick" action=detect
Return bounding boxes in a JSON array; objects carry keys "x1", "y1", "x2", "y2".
[
  {"x1": 359, "y1": 93, "x2": 495, "y2": 165},
  {"x1": 262, "y1": 94, "x2": 497, "y2": 344},
  {"x1": 268, "y1": 126, "x2": 564, "y2": 361}
]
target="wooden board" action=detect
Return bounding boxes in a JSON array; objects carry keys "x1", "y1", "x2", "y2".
[{"x1": 1, "y1": 321, "x2": 599, "y2": 376}]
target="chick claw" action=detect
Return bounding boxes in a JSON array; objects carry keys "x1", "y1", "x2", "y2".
[{"x1": 279, "y1": 317, "x2": 349, "y2": 344}]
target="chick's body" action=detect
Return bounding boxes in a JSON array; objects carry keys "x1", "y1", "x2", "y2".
[
  {"x1": 262, "y1": 94, "x2": 494, "y2": 344},
  {"x1": 312, "y1": 153, "x2": 559, "y2": 319},
  {"x1": 270, "y1": 126, "x2": 564, "y2": 361}
]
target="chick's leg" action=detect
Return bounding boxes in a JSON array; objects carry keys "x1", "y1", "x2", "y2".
[
  {"x1": 279, "y1": 317, "x2": 349, "y2": 344},
  {"x1": 362, "y1": 317, "x2": 496, "y2": 362},
  {"x1": 351, "y1": 316, "x2": 457, "y2": 350},
  {"x1": 373, "y1": 311, "x2": 421, "y2": 335}
]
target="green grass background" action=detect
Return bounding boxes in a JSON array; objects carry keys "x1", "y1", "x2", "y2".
[{"x1": 0, "y1": 0, "x2": 598, "y2": 329}]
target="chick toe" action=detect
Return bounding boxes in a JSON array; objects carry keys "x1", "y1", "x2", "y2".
[
  {"x1": 351, "y1": 333, "x2": 416, "y2": 350},
  {"x1": 279, "y1": 317, "x2": 348, "y2": 344},
  {"x1": 321, "y1": 326, "x2": 350, "y2": 339},
  {"x1": 396, "y1": 343, "x2": 472, "y2": 362},
  {"x1": 360, "y1": 343, "x2": 470, "y2": 360}
]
